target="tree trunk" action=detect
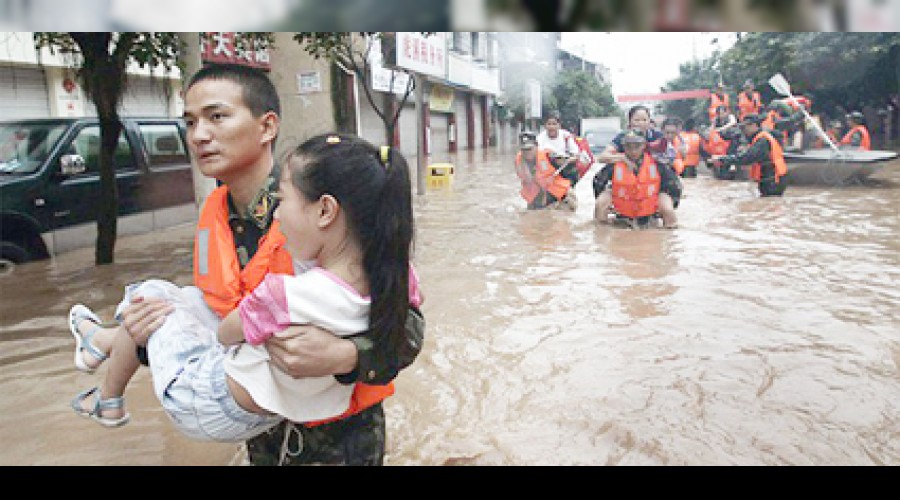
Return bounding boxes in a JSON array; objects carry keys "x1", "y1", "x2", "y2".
[{"x1": 73, "y1": 33, "x2": 125, "y2": 266}]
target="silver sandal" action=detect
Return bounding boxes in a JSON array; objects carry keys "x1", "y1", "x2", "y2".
[{"x1": 71, "y1": 386, "x2": 131, "y2": 428}]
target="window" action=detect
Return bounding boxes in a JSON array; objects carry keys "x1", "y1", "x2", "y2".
[
  {"x1": 0, "y1": 122, "x2": 67, "y2": 174},
  {"x1": 138, "y1": 123, "x2": 188, "y2": 168},
  {"x1": 70, "y1": 126, "x2": 133, "y2": 175}
]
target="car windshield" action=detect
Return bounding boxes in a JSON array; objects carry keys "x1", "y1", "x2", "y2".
[
  {"x1": 0, "y1": 123, "x2": 68, "y2": 174},
  {"x1": 585, "y1": 129, "x2": 619, "y2": 151}
]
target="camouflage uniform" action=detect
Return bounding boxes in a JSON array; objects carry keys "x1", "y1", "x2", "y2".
[
  {"x1": 245, "y1": 306, "x2": 425, "y2": 466},
  {"x1": 246, "y1": 403, "x2": 386, "y2": 466}
]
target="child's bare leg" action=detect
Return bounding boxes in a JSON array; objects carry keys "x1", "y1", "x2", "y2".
[{"x1": 76, "y1": 325, "x2": 139, "y2": 420}]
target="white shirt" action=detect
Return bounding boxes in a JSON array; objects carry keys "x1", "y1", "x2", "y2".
[
  {"x1": 537, "y1": 129, "x2": 578, "y2": 156},
  {"x1": 224, "y1": 268, "x2": 369, "y2": 423}
]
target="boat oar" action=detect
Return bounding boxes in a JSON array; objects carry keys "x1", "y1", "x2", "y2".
[{"x1": 768, "y1": 73, "x2": 840, "y2": 153}]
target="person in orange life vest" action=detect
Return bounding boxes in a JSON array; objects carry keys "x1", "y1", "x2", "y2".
[
  {"x1": 658, "y1": 117, "x2": 686, "y2": 176},
  {"x1": 708, "y1": 83, "x2": 731, "y2": 123},
  {"x1": 537, "y1": 111, "x2": 586, "y2": 190},
  {"x1": 594, "y1": 129, "x2": 678, "y2": 229},
  {"x1": 761, "y1": 101, "x2": 804, "y2": 146},
  {"x1": 773, "y1": 98, "x2": 810, "y2": 149},
  {"x1": 711, "y1": 113, "x2": 789, "y2": 197},
  {"x1": 840, "y1": 111, "x2": 872, "y2": 151},
  {"x1": 712, "y1": 105, "x2": 739, "y2": 145},
  {"x1": 737, "y1": 79, "x2": 763, "y2": 120},
  {"x1": 594, "y1": 105, "x2": 665, "y2": 201},
  {"x1": 97, "y1": 64, "x2": 423, "y2": 465},
  {"x1": 678, "y1": 118, "x2": 703, "y2": 178},
  {"x1": 515, "y1": 131, "x2": 574, "y2": 210},
  {"x1": 68, "y1": 134, "x2": 422, "y2": 443}
]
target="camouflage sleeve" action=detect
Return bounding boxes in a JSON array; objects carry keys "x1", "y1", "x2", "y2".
[
  {"x1": 721, "y1": 136, "x2": 770, "y2": 167},
  {"x1": 335, "y1": 306, "x2": 425, "y2": 386}
]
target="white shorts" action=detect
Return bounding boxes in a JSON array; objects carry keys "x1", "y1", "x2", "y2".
[{"x1": 116, "y1": 279, "x2": 282, "y2": 442}]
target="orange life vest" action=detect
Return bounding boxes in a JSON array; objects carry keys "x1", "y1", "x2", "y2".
[
  {"x1": 708, "y1": 93, "x2": 730, "y2": 121},
  {"x1": 669, "y1": 135, "x2": 687, "y2": 174},
  {"x1": 702, "y1": 129, "x2": 730, "y2": 156},
  {"x1": 611, "y1": 153, "x2": 661, "y2": 219},
  {"x1": 737, "y1": 91, "x2": 762, "y2": 120},
  {"x1": 786, "y1": 95, "x2": 811, "y2": 112},
  {"x1": 839, "y1": 125, "x2": 871, "y2": 151},
  {"x1": 749, "y1": 131, "x2": 788, "y2": 183},
  {"x1": 533, "y1": 150, "x2": 571, "y2": 199},
  {"x1": 514, "y1": 151, "x2": 542, "y2": 203},
  {"x1": 194, "y1": 186, "x2": 394, "y2": 427},
  {"x1": 679, "y1": 132, "x2": 702, "y2": 167}
]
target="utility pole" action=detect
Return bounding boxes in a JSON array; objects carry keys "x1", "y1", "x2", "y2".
[{"x1": 415, "y1": 73, "x2": 427, "y2": 196}]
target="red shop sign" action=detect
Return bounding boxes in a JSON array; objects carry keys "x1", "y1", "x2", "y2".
[{"x1": 201, "y1": 32, "x2": 271, "y2": 70}]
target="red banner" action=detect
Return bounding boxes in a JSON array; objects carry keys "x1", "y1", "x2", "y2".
[
  {"x1": 617, "y1": 89, "x2": 710, "y2": 102},
  {"x1": 201, "y1": 32, "x2": 271, "y2": 70}
]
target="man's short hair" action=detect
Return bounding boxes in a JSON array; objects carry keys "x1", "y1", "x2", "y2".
[
  {"x1": 741, "y1": 113, "x2": 764, "y2": 125},
  {"x1": 187, "y1": 63, "x2": 281, "y2": 118},
  {"x1": 621, "y1": 128, "x2": 647, "y2": 145}
]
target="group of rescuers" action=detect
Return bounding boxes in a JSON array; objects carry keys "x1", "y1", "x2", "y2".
[{"x1": 514, "y1": 80, "x2": 873, "y2": 229}]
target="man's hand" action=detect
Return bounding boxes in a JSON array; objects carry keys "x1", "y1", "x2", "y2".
[
  {"x1": 120, "y1": 295, "x2": 174, "y2": 347},
  {"x1": 265, "y1": 324, "x2": 358, "y2": 379}
]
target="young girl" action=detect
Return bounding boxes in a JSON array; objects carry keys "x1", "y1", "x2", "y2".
[{"x1": 68, "y1": 133, "x2": 420, "y2": 442}]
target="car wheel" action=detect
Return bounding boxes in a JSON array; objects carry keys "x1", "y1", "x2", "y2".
[{"x1": 0, "y1": 240, "x2": 30, "y2": 266}]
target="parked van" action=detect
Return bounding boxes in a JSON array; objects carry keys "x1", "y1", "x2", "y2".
[{"x1": 0, "y1": 117, "x2": 196, "y2": 270}]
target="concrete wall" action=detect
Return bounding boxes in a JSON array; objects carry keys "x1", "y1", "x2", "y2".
[{"x1": 268, "y1": 32, "x2": 337, "y2": 163}]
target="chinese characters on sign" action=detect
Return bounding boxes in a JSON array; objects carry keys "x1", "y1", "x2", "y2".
[
  {"x1": 395, "y1": 32, "x2": 447, "y2": 79},
  {"x1": 201, "y1": 32, "x2": 271, "y2": 70}
]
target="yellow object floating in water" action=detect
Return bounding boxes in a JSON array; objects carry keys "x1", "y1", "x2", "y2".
[{"x1": 427, "y1": 163, "x2": 454, "y2": 189}]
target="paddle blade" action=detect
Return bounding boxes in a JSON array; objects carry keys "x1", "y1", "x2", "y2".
[{"x1": 769, "y1": 73, "x2": 791, "y2": 96}]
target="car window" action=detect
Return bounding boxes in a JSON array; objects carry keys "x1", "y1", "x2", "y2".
[
  {"x1": 585, "y1": 129, "x2": 619, "y2": 149},
  {"x1": 69, "y1": 126, "x2": 134, "y2": 175},
  {"x1": 0, "y1": 122, "x2": 68, "y2": 174},
  {"x1": 138, "y1": 123, "x2": 188, "y2": 169}
]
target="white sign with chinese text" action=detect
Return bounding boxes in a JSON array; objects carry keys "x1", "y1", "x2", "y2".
[
  {"x1": 369, "y1": 36, "x2": 412, "y2": 96},
  {"x1": 395, "y1": 32, "x2": 447, "y2": 79},
  {"x1": 297, "y1": 71, "x2": 321, "y2": 94}
]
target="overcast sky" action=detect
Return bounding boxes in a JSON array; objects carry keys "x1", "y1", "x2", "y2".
[{"x1": 560, "y1": 32, "x2": 738, "y2": 98}]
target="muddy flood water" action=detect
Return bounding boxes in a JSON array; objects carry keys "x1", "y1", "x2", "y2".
[{"x1": 1, "y1": 150, "x2": 898, "y2": 465}]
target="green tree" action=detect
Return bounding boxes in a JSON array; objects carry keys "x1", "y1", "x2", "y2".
[
  {"x1": 496, "y1": 61, "x2": 556, "y2": 129},
  {"x1": 34, "y1": 33, "x2": 182, "y2": 265},
  {"x1": 717, "y1": 32, "x2": 900, "y2": 120},
  {"x1": 660, "y1": 56, "x2": 722, "y2": 125},
  {"x1": 33, "y1": 32, "x2": 272, "y2": 265},
  {"x1": 293, "y1": 33, "x2": 422, "y2": 147},
  {"x1": 551, "y1": 69, "x2": 619, "y2": 132}
]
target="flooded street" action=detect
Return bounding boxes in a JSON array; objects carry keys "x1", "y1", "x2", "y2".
[{"x1": 1, "y1": 150, "x2": 898, "y2": 465}]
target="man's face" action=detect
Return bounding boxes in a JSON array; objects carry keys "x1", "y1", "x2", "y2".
[
  {"x1": 624, "y1": 142, "x2": 644, "y2": 162},
  {"x1": 663, "y1": 125, "x2": 678, "y2": 142},
  {"x1": 183, "y1": 78, "x2": 277, "y2": 182},
  {"x1": 521, "y1": 146, "x2": 536, "y2": 161}
]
